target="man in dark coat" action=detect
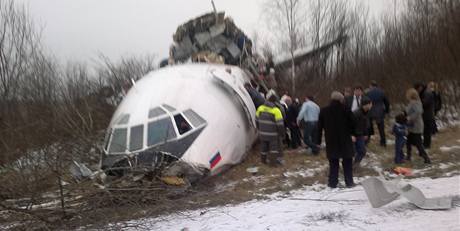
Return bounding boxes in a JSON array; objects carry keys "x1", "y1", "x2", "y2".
[
  {"x1": 318, "y1": 91, "x2": 356, "y2": 188},
  {"x1": 414, "y1": 82, "x2": 435, "y2": 148},
  {"x1": 352, "y1": 97, "x2": 372, "y2": 165},
  {"x1": 428, "y1": 81, "x2": 442, "y2": 134},
  {"x1": 285, "y1": 97, "x2": 302, "y2": 149},
  {"x1": 366, "y1": 81, "x2": 390, "y2": 147},
  {"x1": 245, "y1": 83, "x2": 265, "y2": 110}
]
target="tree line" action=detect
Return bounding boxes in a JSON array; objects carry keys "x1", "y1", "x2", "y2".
[
  {"x1": 0, "y1": 0, "x2": 459, "y2": 229},
  {"x1": 0, "y1": 1, "x2": 157, "y2": 165},
  {"x1": 262, "y1": 0, "x2": 459, "y2": 116}
]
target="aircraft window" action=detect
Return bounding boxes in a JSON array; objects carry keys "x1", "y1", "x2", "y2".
[
  {"x1": 162, "y1": 104, "x2": 176, "y2": 112},
  {"x1": 129, "y1": 124, "x2": 144, "y2": 151},
  {"x1": 147, "y1": 117, "x2": 176, "y2": 146},
  {"x1": 108, "y1": 128, "x2": 127, "y2": 153},
  {"x1": 148, "y1": 107, "x2": 166, "y2": 118},
  {"x1": 183, "y1": 109, "x2": 206, "y2": 127},
  {"x1": 174, "y1": 114, "x2": 192, "y2": 135},
  {"x1": 117, "y1": 114, "x2": 130, "y2": 125}
]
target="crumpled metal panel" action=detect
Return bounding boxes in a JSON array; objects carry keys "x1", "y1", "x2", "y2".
[
  {"x1": 362, "y1": 177, "x2": 453, "y2": 210},
  {"x1": 361, "y1": 177, "x2": 400, "y2": 208}
]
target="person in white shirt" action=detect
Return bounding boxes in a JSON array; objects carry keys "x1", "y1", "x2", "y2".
[
  {"x1": 345, "y1": 86, "x2": 364, "y2": 112},
  {"x1": 296, "y1": 96, "x2": 321, "y2": 154}
]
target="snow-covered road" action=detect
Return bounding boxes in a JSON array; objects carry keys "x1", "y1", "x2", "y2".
[{"x1": 117, "y1": 176, "x2": 460, "y2": 231}]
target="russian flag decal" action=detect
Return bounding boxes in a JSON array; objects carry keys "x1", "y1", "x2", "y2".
[{"x1": 209, "y1": 152, "x2": 222, "y2": 169}]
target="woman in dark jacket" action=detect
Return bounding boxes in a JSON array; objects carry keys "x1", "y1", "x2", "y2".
[{"x1": 318, "y1": 91, "x2": 356, "y2": 188}]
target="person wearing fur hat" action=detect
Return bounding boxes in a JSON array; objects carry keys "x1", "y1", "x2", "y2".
[{"x1": 256, "y1": 89, "x2": 285, "y2": 166}]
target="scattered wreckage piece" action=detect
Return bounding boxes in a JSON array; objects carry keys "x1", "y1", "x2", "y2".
[
  {"x1": 170, "y1": 11, "x2": 253, "y2": 71},
  {"x1": 361, "y1": 177, "x2": 400, "y2": 208},
  {"x1": 392, "y1": 167, "x2": 413, "y2": 176},
  {"x1": 246, "y1": 166, "x2": 259, "y2": 175},
  {"x1": 361, "y1": 177, "x2": 454, "y2": 210},
  {"x1": 398, "y1": 184, "x2": 453, "y2": 210},
  {"x1": 70, "y1": 161, "x2": 93, "y2": 181},
  {"x1": 70, "y1": 160, "x2": 107, "y2": 183}
]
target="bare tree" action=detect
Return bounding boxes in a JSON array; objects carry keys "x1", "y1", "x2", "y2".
[
  {"x1": 263, "y1": 0, "x2": 307, "y2": 94},
  {"x1": 96, "y1": 54, "x2": 156, "y2": 100},
  {"x1": 0, "y1": 0, "x2": 44, "y2": 125}
]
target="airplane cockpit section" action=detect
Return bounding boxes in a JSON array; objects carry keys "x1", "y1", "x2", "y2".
[
  {"x1": 101, "y1": 102, "x2": 208, "y2": 176},
  {"x1": 99, "y1": 64, "x2": 258, "y2": 183}
]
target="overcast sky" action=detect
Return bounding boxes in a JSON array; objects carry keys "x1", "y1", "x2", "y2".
[{"x1": 16, "y1": 0, "x2": 393, "y2": 63}]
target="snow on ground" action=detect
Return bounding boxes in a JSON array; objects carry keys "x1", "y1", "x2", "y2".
[
  {"x1": 363, "y1": 152, "x2": 384, "y2": 173},
  {"x1": 439, "y1": 145, "x2": 460, "y2": 152},
  {"x1": 283, "y1": 165, "x2": 327, "y2": 178},
  {"x1": 438, "y1": 118, "x2": 460, "y2": 130},
  {"x1": 439, "y1": 163, "x2": 456, "y2": 170},
  {"x1": 115, "y1": 176, "x2": 460, "y2": 231}
]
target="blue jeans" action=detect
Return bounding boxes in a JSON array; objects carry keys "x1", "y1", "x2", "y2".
[
  {"x1": 354, "y1": 136, "x2": 366, "y2": 163},
  {"x1": 303, "y1": 121, "x2": 319, "y2": 153},
  {"x1": 394, "y1": 136, "x2": 406, "y2": 164}
]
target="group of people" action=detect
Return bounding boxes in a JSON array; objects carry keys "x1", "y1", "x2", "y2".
[
  {"x1": 393, "y1": 82, "x2": 442, "y2": 164},
  {"x1": 249, "y1": 80, "x2": 442, "y2": 189}
]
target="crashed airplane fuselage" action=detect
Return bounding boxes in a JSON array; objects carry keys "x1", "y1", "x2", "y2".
[{"x1": 101, "y1": 64, "x2": 257, "y2": 179}]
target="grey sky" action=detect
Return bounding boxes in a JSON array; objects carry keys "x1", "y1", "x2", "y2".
[{"x1": 17, "y1": 0, "x2": 392, "y2": 63}]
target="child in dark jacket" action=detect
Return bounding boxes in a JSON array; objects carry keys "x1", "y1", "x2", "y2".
[{"x1": 392, "y1": 113, "x2": 408, "y2": 164}]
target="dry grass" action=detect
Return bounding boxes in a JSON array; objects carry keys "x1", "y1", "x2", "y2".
[{"x1": 2, "y1": 124, "x2": 459, "y2": 230}]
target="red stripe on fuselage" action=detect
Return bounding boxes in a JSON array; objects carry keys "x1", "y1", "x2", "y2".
[{"x1": 209, "y1": 153, "x2": 222, "y2": 169}]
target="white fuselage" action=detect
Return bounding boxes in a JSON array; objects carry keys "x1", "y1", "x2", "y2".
[{"x1": 103, "y1": 64, "x2": 257, "y2": 175}]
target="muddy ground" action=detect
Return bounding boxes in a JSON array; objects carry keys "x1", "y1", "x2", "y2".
[
  {"x1": 2, "y1": 124, "x2": 460, "y2": 230},
  {"x1": 80, "y1": 124, "x2": 460, "y2": 230}
]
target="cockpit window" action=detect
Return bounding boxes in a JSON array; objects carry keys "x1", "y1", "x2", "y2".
[
  {"x1": 183, "y1": 109, "x2": 206, "y2": 127},
  {"x1": 174, "y1": 114, "x2": 192, "y2": 135},
  {"x1": 148, "y1": 107, "x2": 166, "y2": 119},
  {"x1": 116, "y1": 114, "x2": 130, "y2": 125},
  {"x1": 162, "y1": 104, "x2": 176, "y2": 112},
  {"x1": 129, "y1": 124, "x2": 144, "y2": 151},
  {"x1": 147, "y1": 117, "x2": 176, "y2": 146},
  {"x1": 108, "y1": 128, "x2": 127, "y2": 153}
]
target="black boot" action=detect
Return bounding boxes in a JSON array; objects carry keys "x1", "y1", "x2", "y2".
[
  {"x1": 405, "y1": 153, "x2": 411, "y2": 161},
  {"x1": 423, "y1": 156, "x2": 431, "y2": 164}
]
